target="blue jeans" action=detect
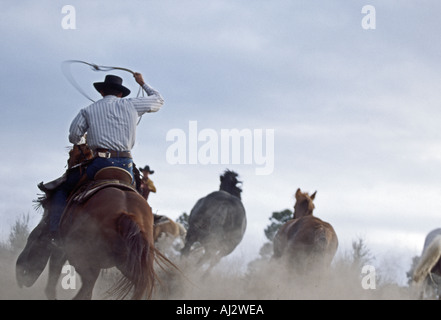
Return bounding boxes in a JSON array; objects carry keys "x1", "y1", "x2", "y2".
[
  {"x1": 85, "y1": 157, "x2": 133, "y2": 180},
  {"x1": 49, "y1": 157, "x2": 133, "y2": 232}
]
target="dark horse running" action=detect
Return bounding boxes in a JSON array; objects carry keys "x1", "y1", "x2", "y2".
[
  {"x1": 181, "y1": 170, "x2": 246, "y2": 273},
  {"x1": 16, "y1": 144, "x2": 173, "y2": 299}
]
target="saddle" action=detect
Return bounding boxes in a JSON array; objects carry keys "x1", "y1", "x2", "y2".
[{"x1": 70, "y1": 167, "x2": 137, "y2": 204}]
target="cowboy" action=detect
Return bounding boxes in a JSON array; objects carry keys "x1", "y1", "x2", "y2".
[
  {"x1": 48, "y1": 73, "x2": 164, "y2": 243},
  {"x1": 139, "y1": 165, "x2": 157, "y2": 200}
]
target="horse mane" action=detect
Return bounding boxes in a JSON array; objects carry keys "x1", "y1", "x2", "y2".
[{"x1": 219, "y1": 169, "x2": 242, "y2": 199}]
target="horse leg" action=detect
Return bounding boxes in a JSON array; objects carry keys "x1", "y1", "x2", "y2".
[
  {"x1": 196, "y1": 244, "x2": 224, "y2": 276},
  {"x1": 203, "y1": 251, "x2": 223, "y2": 277},
  {"x1": 180, "y1": 239, "x2": 193, "y2": 256},
  {"x1": 72, "y1": 267, "x2": 100, "y2": 300},
  {"x1": 45, "y1": 248, "x2": 66, "y2": 300}
]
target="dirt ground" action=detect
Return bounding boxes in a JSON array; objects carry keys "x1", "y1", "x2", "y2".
[{"x1": 1, "y1": 237, "x2": 423, "y2": 300}]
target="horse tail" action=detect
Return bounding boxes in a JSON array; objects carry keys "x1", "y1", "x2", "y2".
[
  {"x1": 413, "y1": 235, "x2": 441, "y2": 284},
  {"x1": 313, "y1": 225, "x2": 338, "y2": 267},
  {"x1": 110, "y1": 213, "x2": 157, "y2": 300},
  {"x1": 314, "y1": 226, "x2": 332, "y2": 252}
]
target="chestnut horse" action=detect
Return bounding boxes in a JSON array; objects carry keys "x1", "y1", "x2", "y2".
[
  {"x1": 273, "y1": 188, "x2": 338, "y2": 274},
  {"x1": 153, "y1": 215, "x2": 187, "y2": 243},
  {"x1": 17, "y1": 144, "x2": 172, "y2": 299}
]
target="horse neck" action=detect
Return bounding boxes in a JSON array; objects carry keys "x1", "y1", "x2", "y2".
[
  {"x1": 293, "y1": 211, "x2": 313, "y2": 219},
  {"x1": 219, "y1": 182, "x2": 242, "y2": 199},
  {"x1": 293, "y1": 201, "x2": 314, "y2": 219}
]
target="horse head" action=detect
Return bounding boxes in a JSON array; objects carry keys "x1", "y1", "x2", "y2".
[
  {"x1": 219, "y1": 169, "x2": 242, "y2": 199},
  {"x1": 67, "y1": 143, "x2": 93, "y2": 169},
  {"x1": 293, "y1": 188, "x2": 317, "y2": 219}
]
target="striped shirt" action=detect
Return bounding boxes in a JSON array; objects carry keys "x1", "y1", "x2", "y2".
[{"x1": 69, "y1": 83, "x2": 164, "y2": 152}]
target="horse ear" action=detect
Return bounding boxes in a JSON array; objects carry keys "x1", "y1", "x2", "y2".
[
  {"x1": 310, "y1": 191, "x2": 317, "y2": 200},
  {"x1": 295, "y1": 188, "x2": 301, "y2": 198}
]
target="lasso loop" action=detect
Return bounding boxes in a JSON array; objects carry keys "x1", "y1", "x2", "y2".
[
  {"x1": 64, "y1": 60, "x2": 136, "y2": 74},
  {"x1": 61, "y1": 60, "x2": 144, "y2": 124}
]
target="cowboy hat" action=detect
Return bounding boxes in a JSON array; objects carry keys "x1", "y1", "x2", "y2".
[
  {"x1": 93, "y1": 75, "x2": 131, "y2": 97},
  {"x1": 140, "y1": 165, "x2": 154, "y2": 174}
]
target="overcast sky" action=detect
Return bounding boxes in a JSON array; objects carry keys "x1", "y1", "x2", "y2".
[{"x1": 2, "y1": 1, "x2": 441, "y2": 282}]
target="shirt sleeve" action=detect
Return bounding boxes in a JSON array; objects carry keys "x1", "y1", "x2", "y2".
[
  {"x1": 69, "y1": 109, "x2": 88, "y2": 144},
  {"x1": 131, "y1": 83, "x2": 164, "y2": 115},
  {"x1": 147, "y1": 179, "x2": 157, "y2": 193}
]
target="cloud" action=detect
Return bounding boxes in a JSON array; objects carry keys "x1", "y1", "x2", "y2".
[{"x1": 2, "y1": 1, "x2": 441, "y2": 269}]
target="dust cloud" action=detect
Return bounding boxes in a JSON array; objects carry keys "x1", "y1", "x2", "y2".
[{"x1": 1, "y1": 236, "x2": 424, "y2": 300}]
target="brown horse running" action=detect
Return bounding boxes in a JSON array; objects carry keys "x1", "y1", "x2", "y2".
[
  {"x1": 17, "y1": 144, "x2": 174, "y2": 299},
  {"x1": 273, "y1": 188, "x2": 338, "y2": 274},
  {"x1": 153, "y1": 215, "x2": 187, "y2": 243}
]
